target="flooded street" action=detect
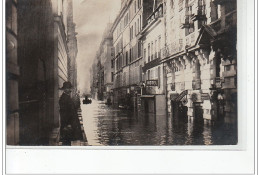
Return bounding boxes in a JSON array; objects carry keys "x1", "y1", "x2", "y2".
[{"x1": 82, "y1": 99, "x2": 237, "y2": 146}]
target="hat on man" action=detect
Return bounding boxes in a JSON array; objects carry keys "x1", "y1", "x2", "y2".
[{"x1": 59, "y1": 81, "x2": 73, "y2": 90}]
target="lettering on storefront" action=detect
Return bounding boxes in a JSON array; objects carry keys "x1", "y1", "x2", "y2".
[
  {"x1": 201, "y1": 93, "x2": 210, "y2": 101},
  {"x1": 146, "y1": 80, "x2": 158, "y2": 86}
]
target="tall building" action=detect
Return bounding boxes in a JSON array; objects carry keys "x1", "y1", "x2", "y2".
[
  {"x1": 107, "y1": 0, "x2": 237, "y2": 129},
  {"x1": 163, "y1": 0, "x2": 237, "y2": 125},
  {"x1": 90, "y1": 23, "x2": 114, "y2": 102},
  {"x1": 101, "y1": 23, "x2": 114, "y2": 102},
  {"x1": 140, "y1": 0, "x2": 167, "y2": 115},
  {"x1": 90, "y1": 57, "x2": 99, "y2": 99},
  {"x1": 67, "y1": 0, "x2": 78, "y2": 95},
  {"x1": 6, "y1": 0, "x2": 78, "y2": 145},
  {"x1": 111, "y1": 0, "x2": 154, "y2": 109}
]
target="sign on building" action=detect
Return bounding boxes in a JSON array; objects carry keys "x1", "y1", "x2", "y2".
[{"x1": 146, "y1": 80, "x2": 158, "y2": 86}]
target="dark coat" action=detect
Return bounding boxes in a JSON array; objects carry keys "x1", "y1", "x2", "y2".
[{"x1": 59, "y1": 92, "x2": 83, "y2": 142}]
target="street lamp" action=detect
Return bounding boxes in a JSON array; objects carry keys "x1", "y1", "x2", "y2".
[{"x1": 140, "y1": 82, "x2": 145, "y2": 96}]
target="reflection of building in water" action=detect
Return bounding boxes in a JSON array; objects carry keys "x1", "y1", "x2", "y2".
[{"x1": 6, "y1": 0, "x2": 78, "y2": 145}]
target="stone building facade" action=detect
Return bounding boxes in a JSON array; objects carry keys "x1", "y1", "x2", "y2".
[
  {"x1": 111, "y1": 0, "x2": 154, "y2": 109},
  {"x1": 162, "y1": 0, "x2": 237, "y2": 125},
  {"x1": 97, "y1": 23, "x2": 114, "y2": 102},
  {"x1": 6, "y1": 0, "x2": 78, "y2": 145},
  {"x1": 67, "y1": 0, "x2": 78, "y2": 95},
  {"x1": 106, "y1": 0, "x2": 237, "y2": 127},
  {"x1": 140, "y1": 1, "x2": 167, "y2": 115}
]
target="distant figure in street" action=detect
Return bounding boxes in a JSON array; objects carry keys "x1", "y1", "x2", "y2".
[{"x1": 59, "y1": 81, "x2": 83, "y2": 145}]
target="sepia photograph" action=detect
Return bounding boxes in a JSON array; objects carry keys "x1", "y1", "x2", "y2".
[{"x1": 6, "y1": 0, "x2": 238, "y2": 146}]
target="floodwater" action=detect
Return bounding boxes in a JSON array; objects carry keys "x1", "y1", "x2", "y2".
[{"x1": 81, "y1": 99, "x2": 237, "y2": 146}]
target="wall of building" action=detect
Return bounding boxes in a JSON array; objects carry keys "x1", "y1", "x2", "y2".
[
  {"x1": 6, "y1": 0, "x2": 19, "y2": 145},
  {"x1": 163, "y1": 0, "x2": 237, "y2": 125},
  {"x1": 13, "y1": 0, "x2": 74, "y2": 145},
  {"x1": 17, "y1": 0, "x2": 56, "y2": 145}
]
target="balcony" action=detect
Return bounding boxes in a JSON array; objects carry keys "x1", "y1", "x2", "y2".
[
  {"x1": 208, "y1": 10, "x2": 237, "y2": 35},
  {"x1": 212, "y1": 0, "x2": 234, "y2": 5},
  {"x1": 142, "y1": 58, "x2": 160, "y2": 72},
  {"x1": 180, "y1": 23, "x2": 190, "y2": 29},
  {"x1": 146, "y1": 3, "x2": 163, "y2": 27},
  {"x1": 180, "y1": 17, "x2": 190, "y2": 29},
  {"x1": 192, "y1": 79, "x2": 201, "y2": 90},
  {"x1": 191, "y1": 6, "x2": 207, "y2": 21}
]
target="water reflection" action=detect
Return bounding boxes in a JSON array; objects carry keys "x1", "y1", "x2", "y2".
[{"x1": 82, "y1": 100, "x2": 237, "y2": 146}]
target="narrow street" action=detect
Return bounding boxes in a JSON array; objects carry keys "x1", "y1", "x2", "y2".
[{"x1": 81, "y1": 99, "x2": 237, "y2": 146}]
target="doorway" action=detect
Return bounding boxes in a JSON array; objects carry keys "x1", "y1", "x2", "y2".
[{"x1": 193, "y1": 103, "x2": 203, "y2": 123}]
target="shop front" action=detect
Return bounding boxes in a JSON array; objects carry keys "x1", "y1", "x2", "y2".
[{"x1": 170, "y1": 91, "x2": 188, "y2": 122}]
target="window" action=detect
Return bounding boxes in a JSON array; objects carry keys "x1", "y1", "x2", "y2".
[
  {"x1": 111, "y1": 72, "x2": 114, "y2": 82},
  {"x1": 130, "y1": 26, "x2": 134, "y2": 40},
  {"x1": 170, "y1": 0, "x2": 174, "y2": 8},
  {"x1": 130, "y1": 26, "x2": 132, "y2": 40},
  {"x1": 138, "y1": 41, "x2": 142, "y2": 58},
  {"x1": 158, "y1": 36, "x2": 161, "y2": 58},
  {"x1": 155, "y1": 40, "x2": 157, "y2": 58},
  {"x1": 158, "y1": 66, "x2": 161, "y2": 88},
  {"x1": 139, "y1": 66, "x2": 142, "y2": 82},
  {"x1": 185, "y1": 6, "x2": 194, "y2": 35},
  {"x1": 111, "y1": 47, "x2": 114, "y2": 57},
  {"x1": 135, "y1": 1, "x2": 137, "y2": 13},
  {"x1": 135, "y1": 22, "x2": 136, "y2": 36},
  {"x1": 148, "y1": 44, "x2": 150, "y2": 62},
  {"x1": 137, "y1": 19, "x2": 139, "y2": 33},
  {"x1": 140, "y1": 15, "x2": 142, "y2": 31},
  {"x1": 144, "y1": 49, "x2": 146, "y2": 62},
  {"x1": 137, "y1": 0, "x2": 141, "y2": 9},
  {"x1": 116, "y1": 58, "x2": 119, "y2": 70},
  {"x1": 111, "y1": 60, "x2": 114, "y2": 68},
  {"x1": 124, "y1": 13, "x2": 129, "y2": 27},
  {"x1": 126, "y1": 51, "x2": 128, "y2": 65},
  {"x1": 130, "y1": 48, "x2": 132, "y2": 62},
  {"x1": 217, "y1": 5, "x2": 221, "y2": 19},
  {"x1": 151, "y1": 42, "x2": 154, "y2": 60}
]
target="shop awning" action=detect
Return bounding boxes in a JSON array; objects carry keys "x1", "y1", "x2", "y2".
[{"x1": 140, "y1": 95, "x2": 155, "y2": 98}]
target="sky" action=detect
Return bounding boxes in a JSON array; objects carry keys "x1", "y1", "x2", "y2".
[{"x1": 73, "y1": 0, "x2": 121, "y2": 94}]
